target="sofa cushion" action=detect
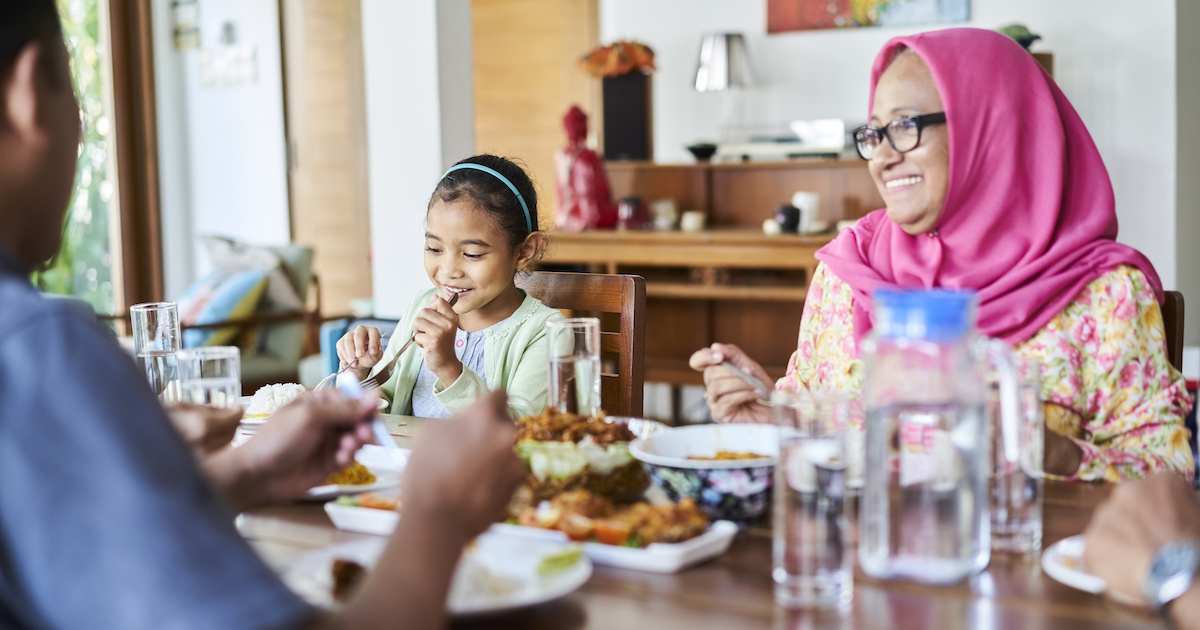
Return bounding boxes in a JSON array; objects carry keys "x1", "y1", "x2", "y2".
[{"x1": 178, "y1": 269, "x2": 270, "y2": 348}]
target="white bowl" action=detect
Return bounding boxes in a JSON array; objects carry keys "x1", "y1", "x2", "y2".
[{"x1": 629, "y1": 424, "x2": 778, "y2": 470}]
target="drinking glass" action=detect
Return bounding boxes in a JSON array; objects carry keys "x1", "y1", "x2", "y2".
[
  {"x1": 772, "y1": 390, "x2": 853, "y2": 610},
  {"x1": 131, "y1": 302, "x2": 182, "y2": 402},
  {"x1": 546, "y1": 318, "x2": 601, "y2": 416},
  {"x1": 178, "y1": 346, "x2": 241, "y2": 408},
  {"x1": 989, "y1": 356, "x2": 1044, "y2": 553}
]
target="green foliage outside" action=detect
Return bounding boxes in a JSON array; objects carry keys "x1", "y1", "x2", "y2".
[{"x1": 32, "y1": 0, "x2": 116, "y2": 315}]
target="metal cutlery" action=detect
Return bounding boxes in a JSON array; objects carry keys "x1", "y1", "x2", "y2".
[
  {"x1": 721, "y1": 360, "x2": 771, "y2": 399},
  {"x1": 334, "y1": 369, "x2": 409, "y2": 468},
  {"x1": 314, "y1": 329, "x2": 394, "y2": 391},
  {"x1": 360, "y1": 292, "x2": 458, "y2": 391}
]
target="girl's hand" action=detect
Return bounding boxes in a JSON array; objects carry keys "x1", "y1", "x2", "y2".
[
  {"x1": 413, "y1": 294, "x2": 462, "y2": 387},
  {"x1": 689, "y1": 343, "x2": 772, "y2": 424},
  {"x1": 335, "y1": 325, "x2": 384, "y2": 382}
]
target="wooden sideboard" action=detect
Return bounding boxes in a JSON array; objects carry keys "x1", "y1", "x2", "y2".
[{"x1": 539, "y1": 159, "x2": 883, "y2": 402}]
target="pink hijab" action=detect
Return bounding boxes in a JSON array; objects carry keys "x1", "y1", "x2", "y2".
[{"x1": 817, "y1": 28, "x2": 1163, "y2": 346}]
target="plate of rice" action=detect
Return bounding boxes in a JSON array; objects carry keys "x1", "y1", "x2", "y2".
[{"x1": 241, "y1": 383, "x2": 308, "y2": 424}]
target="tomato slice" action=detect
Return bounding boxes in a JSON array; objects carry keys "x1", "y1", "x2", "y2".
[{"x1": 594, "y1": 518, "x2": 633, "y2": 546}]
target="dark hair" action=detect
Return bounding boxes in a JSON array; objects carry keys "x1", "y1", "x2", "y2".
[
  {"x1": 0, "y1": 0, "x2": 63, "y2": 87},
  {"x1": 429, "y1": 154, "x2": 540, "y2": 251}
]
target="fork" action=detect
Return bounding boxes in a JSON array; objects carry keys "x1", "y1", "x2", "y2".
[
  {"x1": 313, "y1": 331, "x2": 392, "y2": 392},
  {"x1": 361, "y1": 291, "x2": 458, "y2": 391}
]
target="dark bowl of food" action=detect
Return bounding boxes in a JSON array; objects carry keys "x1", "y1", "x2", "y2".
[
  {"x1": 629, "y1": 424, "x2": 778, "y2": 527},
  {"x1": 686, "y1": 143, "x2": 718, "y2": 162}
]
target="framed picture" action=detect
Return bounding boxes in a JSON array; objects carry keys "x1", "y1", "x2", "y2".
[{"x1": 767, "y1": 0, "x2": 970, "y2": 33}]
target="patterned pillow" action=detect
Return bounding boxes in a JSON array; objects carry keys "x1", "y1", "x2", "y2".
[{"x1": 178, "y1": 269, "x2": 270, "y2": 348}]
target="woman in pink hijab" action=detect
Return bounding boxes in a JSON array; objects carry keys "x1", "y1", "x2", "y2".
[{"x1": 691, "y1": 28, "x2": 1193, "y2": 483}]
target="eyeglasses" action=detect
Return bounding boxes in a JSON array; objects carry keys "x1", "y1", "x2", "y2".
[{"x1": 853, "y1": 113, "x2": 946, "y2": 160}]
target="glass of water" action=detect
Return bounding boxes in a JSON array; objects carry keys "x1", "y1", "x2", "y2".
[
  {"x1": 546, "y1": 318, "x2": 601, "y2": 416},
  {"x1": 989, "y1": 356, "x2": 1044, "y2": 553},
  {"x1": 177, "y1": 346, "x2": 241, "y2": 408},
  {"x1": 772, "y1": 390, "x2": 853, "y2": 610},
  {"x1": 131, "y1": 302, "x2": 182, "y2": 402}
]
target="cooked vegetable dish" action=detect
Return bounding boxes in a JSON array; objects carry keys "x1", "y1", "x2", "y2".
[
  {"x1": 514, "y1": 489, "x2": 708, "y2": 547},
  {"x1": 513, "y1": 408, "x2": 649, "y2": 505}
]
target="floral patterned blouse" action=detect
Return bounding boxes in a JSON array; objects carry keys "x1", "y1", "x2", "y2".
[{"x1": 778, "y1": 263, "x2": 1194, "y2": 483}]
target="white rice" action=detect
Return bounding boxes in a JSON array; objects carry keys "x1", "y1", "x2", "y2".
[{"x1": 245, "y1": 383, "x2": 306, "y2": 417}]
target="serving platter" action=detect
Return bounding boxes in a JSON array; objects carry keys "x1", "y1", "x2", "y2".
[{"x1": 324, "y1": 499, "x2": 737, "y2": 574}]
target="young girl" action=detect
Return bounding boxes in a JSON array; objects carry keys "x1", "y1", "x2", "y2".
[{"x1": 335, "y1": 155, "x2": 562, "y2": 419}]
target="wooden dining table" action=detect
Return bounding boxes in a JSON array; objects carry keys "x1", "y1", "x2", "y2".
[{"x1": 236, "y1": 415, "x2": 1166, "y2": 629}]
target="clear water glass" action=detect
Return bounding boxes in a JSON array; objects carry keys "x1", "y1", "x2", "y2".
[
  {"x1": 178, "y1": 346, "x2": 241, "y2": 408},
  {"x1": 131, "y1": 302, "x2": 182, "y2": 402},
  {"x1": 989, "y1": 356, "x2": 1044, "y2": 553},
  {"x1": 546, "y1": 318, "x2": 601, "y2": 416},
  {"x1": 772, "y1": 390, "x2": 853, "y2": 610}
]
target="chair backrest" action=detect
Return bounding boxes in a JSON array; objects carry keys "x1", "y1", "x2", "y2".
[
  {"x1": 1163, "y1": 290, "x2": 1185, "y2": 372},
  {"x1": 516, "y1": 272, "x2": 646, "y2": 417}
]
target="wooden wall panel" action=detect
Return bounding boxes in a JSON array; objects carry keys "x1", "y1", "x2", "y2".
[
  {"x1": 472, "y1": 0, "x2": 600, "y2": 224},
  {"x1": 282, "y1": 0, "x2": 372, "y2": 315},
  {"x1": 606, "y1": 163, "x2": 708, "y2": 212}
]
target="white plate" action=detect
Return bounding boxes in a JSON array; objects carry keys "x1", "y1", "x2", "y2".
[
  {"x1": 305, "y1": 444, "x2": 407, "y2": 500},
  {"x1": 323, "y1": 500, "x2": 737, "y2": 574},
  {"x1": 1041, "y1": 535, "x2": 1106, "y2": 594},
  {"x1": 281, "y1": 533, "x2": 592, "y2": 616},
  {"x1": 1040, "y1": 536, "x2": 1145, "y2": 607},
  {"x1": 630, "y1": 424, "x2": 779, "y2": 469}
]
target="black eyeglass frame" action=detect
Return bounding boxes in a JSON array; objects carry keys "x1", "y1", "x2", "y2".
[{"x1": 853, "y1": 112, "x2": 947, "y2": 160}]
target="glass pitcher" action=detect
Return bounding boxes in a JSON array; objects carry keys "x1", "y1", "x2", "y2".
[{"x1": 857, "y1": 290, "x2": 1019, "y2": 585}]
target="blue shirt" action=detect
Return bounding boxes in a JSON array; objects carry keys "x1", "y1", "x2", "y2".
[{"x1": 0, "y1": 248, "x2": 312, "y2": 629}]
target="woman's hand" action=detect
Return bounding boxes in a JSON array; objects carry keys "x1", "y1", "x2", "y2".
[
  {"x1": 689, "y1": 343, "x2": 772, "y2": 424},
  {"x1": 336, "y1": 325, "x2": 385, "y2": 382},
  {"x1": 413, "y1": 294, "x2": 462, "y2": 387}
]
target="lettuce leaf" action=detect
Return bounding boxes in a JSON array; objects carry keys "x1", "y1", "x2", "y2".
[{"x1": 517, "y1": 441, "x2": 589, "y2": 482}]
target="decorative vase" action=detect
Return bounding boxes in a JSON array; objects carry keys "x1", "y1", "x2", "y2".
[{"x1": 601, "y1": 72, "x2": 653, "y2": 161}]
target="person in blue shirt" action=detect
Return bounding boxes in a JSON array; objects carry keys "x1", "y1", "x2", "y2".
[{"x1": 0, "y1": 2, "x2": 523, "y2": 629}]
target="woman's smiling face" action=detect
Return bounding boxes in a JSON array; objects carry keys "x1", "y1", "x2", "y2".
[{"x1": 868, "y1": 50, "x2": 950, "y2": 236}]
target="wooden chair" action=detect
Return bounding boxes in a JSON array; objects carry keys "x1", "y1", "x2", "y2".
[
  {"x1": 1163, "y1": 290, "x2": 1185, "y2": 372},
  {"x1": 516, "y1": 272, "x2": 647, "y2": 417}
]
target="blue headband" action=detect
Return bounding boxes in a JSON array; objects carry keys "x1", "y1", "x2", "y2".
[{"x1": 441, "y1": 163, "x2": 533, "y2": 234}]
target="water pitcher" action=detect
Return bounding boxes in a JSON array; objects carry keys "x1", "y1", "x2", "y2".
[{"x1": 858, "y1": 290, "x2": 1019, "y2": 584}]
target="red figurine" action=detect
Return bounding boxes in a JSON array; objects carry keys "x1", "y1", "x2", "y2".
[{"x1": 555, "y1": 106, "x2": 617, "y2": 231}]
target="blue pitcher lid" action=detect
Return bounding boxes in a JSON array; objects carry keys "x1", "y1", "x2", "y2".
[{"x1": 873, "y1": 289, "x2": 977, "y2": 341}]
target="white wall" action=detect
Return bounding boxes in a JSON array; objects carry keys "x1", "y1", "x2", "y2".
[
  {"x1": 601, "y1": 0, "x2": 1179, "y2": 290},
  {"x1": 153, "y1": 0, "x2": 291, "y2": 296},
  {"x1": 1177, "y1": 0, "x2": 1200, "y2": 344},
  {"x1": 360, "y1": 0, "x2": 474, "y2": 318}
]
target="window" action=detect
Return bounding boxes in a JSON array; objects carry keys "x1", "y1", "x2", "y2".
[{"x1": 34, "y1": 0, "x2": 122, "y2": 316}]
